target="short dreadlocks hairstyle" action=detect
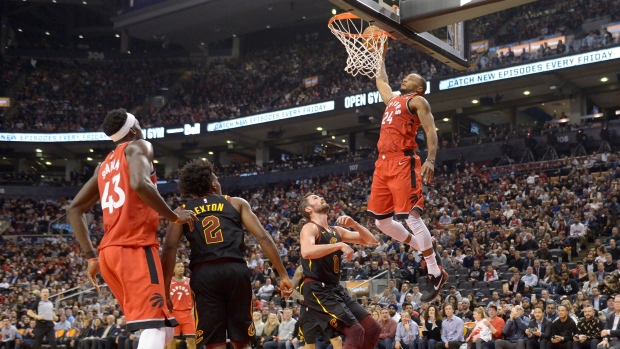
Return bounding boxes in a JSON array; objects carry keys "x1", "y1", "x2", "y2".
[
  {"x1": 298, "y1": 192, "x2": 315, "y2": 220},
  {"x1": 102, "y1": 108, "x2": 129, "y2": 137},
  {"x1": 178, "y1": 158, "x2": 216, "y2": 196}
]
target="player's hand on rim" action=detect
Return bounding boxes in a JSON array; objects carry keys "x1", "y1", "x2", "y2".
[
  {"x1": 173, "y1": 207, "x2": 198, "y2": 231},
  {"x1": 336, "y1": 215, "x2": 356, "y2": 228},
  {"x1": 87, "y1": 258, "x2": 101, "y2": 292},
  {"x1": 421, "y1": 160, "x2": 434, "y2": 184}
]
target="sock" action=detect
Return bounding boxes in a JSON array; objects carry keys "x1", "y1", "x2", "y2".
[
  {"x1": 359, "y1": 315, "x2": 381, "y2": 349},
  {"x1": 375, "y1": 218, "x2": 410, "y2": 242},
  {"x1": 405, "y1": 214, "x2": 440, "y2": 277},
  {"x1": 138, "y1": 328, "x2": 167, "y2": 349}
]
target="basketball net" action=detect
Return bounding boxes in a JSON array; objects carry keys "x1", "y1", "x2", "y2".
[{"x1": 328, "y1": 13, "x2": 393, "y2": 79}]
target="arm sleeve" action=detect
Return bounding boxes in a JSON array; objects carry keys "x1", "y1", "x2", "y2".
[
  {"x1": 28, "y1": 299, "x2": 40, "y2": 312},
  {"x1": 395, "y1": 324, "x2": 404, "y2": 342}
]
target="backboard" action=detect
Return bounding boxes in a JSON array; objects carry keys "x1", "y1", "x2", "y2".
[{"x1": 328, "y1": 0, "x2": 537, "y2": 70}]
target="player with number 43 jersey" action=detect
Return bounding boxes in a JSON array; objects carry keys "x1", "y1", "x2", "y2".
[{"x1": 68, "y1": 109, "x2": 197, "y2": 349}]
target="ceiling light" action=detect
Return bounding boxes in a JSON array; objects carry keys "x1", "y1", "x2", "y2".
[
  {"x1": 523, "y1": 91, "x2": 530, "y2": 95},
  {"x1": 436, "y1": 127, "x2": 439, "y2": 131},
  {"x1": 302, "y1": 16, "x2": 306, "y2": 20},
  {"x1": 45, "y1": 161, "x2": 51, "y2": 165},
  {"x1": 332, "y1": 8, "x2": 337, "y2": 15},
  {"x1": 443, "y1": 118, "x2": 449, "y2": 122},
  {"x1": 226, "y1": 140, "x2": 231, "y2": 144},
  {"x1": 232, "y1": 34, "x2": 237, "y2": 38},
  {"x1": 342, "y1": 139, "x2": 346, "y2": 143},
  {"x1": 601, "y1": 77, "x2": 609, "y2": 82},
  {"x1": 78, "y1": 35, "x2": 83, "y2": 39},
  {"x1": 201, "y1": 158, "x2": 207, "y2": 161},
  {"x1": 35, "y1": 149, "x2": 42, "y2": 152},
  {"x1": 82, "y1": 0, "x2": 87, "y2": 4},
  {"x1": 316, "y1": 127, "x2": 323, "y2": 131},
  {"x1": 266, "y1": 25, "x2": 270, "y2": 29},
  {"x1": 472, "y1": 99, "x2": 479, "y2": 104},
  {"x1": 52, "y1": 0, "x2": 56, "y2": 2},
  {"x1": 200, "y1": 42, "x2": 205, "y2": 45},
  {"x1": 153, "y1": 160, "x2": 159, "y2": 164},
  {"x1": 18, "y1": 29, "x2": 22, "y2": 32},
  {"x1": 542, "y1": 103, "x2": 545, "y2": 105},
  {"x1": 45, "y1": 31, "x2": 50, "y2": 36},
  {"x1": 208, "y1": 151, "x2": 214, "y2": 155},
  {"x1": 1, "y1": 157, "x2": 5, "y2": 160},
  {"x1": 89, "y1": 149, "x2": 94, "y2": 152},
  {"x1": 115, "y1": 34, "x2": 120, "y2": 38},
  {"x1": 86, "y1": 157, "x2": 93, "y2": 161},
  {"x1": 331, "y1": 136, "x2": 335, "y2": 139}
]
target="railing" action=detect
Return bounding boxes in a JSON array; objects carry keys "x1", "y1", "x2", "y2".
[
  {"x1": 54, "y1": 284, "x2": 108, "y2": 311},
  {"x1": 48, "y1": 213, "x2": 71, "y2": 234}
]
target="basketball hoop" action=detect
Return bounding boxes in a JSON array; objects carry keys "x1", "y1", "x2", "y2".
[{"x1": 328, "y1": 13, "x2": 395, "y2": 79}]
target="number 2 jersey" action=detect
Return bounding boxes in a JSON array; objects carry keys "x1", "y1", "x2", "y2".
[
  {"x1": 182, "y1": 195, "x2": 246, "y2": 270},
  {"x1": 377, "y1": 93, "x2": 422, "y2": 154},
  {"x1": 301, "y1": 223, "x2": 342, "y2": 285},
  {"x1": 98, "y1": 141, "x2": 160, "y2": 250}
]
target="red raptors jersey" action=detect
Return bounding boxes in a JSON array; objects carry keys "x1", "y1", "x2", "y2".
[
  {"x1": 377, "y1": 93, "x2": 421, "y2": 154},
  {"x1": 97, "y1": 142, "x2": 160, "y2": 250},
  {"x1": 170, "y1": 277, "x2": 193, "y2": 311}
]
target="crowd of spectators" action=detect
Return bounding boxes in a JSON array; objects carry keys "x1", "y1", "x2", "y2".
[
  {"x1": 1, "y1": 147, "x2": 620, "y2": 348},
  {"x1": 2, "y1": 0, "x2": 620, "y2": 133}
]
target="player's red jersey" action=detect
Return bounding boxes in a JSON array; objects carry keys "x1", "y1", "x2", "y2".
[
  {"x1": 376, "y1": 93, "x2": 421, "y2": 154},
  {"x1": 170, "y1": 277, "x2": 193, "y2": 312},
  {"x1": 97, "y1": 141, "x2": 160, "y2": 250}
]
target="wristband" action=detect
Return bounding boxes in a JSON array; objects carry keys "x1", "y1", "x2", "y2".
[
  {"x1": 426, "y1": 159, "x2": 435, "y2": 165},
  {"x1": 88, "y1": 258, "x2": 99, "y2": 263},
  {"x1": 171, "y1": 213, "x2": 180, "y2": 224}
]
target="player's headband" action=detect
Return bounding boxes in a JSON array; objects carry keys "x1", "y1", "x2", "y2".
[{"x1": 109, "y1": 112, "x2": 136, "y2": 142}]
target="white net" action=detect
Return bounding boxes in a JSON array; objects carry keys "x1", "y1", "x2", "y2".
[{"x1": 328, "y1": 13, "x2": 391, "y2": 79}]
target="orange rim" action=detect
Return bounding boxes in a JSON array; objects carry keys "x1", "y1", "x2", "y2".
[{"x1": 328, "y1": 13, "x2": 396, "y2": 40}]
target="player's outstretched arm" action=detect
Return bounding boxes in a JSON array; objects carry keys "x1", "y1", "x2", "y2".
[
  {"x1": 232, "y1": 197, "x2": 292, "y2": 295},
  {"x1": 334, "y1": 215, "x2": 378, "y2": 246},
  {"x1": 126, "y1": 140, "x2": 196, "y2": 227},
  {"x1": 409, "y1": 96, "x2": 437, "y2": 184},
  {"x1": 67, "y1": 166, "x2": 101, "y2": 259},
  {"x1": 300, "y1": 223, "x2": 354, "y2": 260},
  {"x1": 67, "y1": 167, "x2": 102, "y2": 291},
  {"x1": 376, "y1": 54, "x2": 394, "y2": 105},
  {"x1": 162, "y1": 223, "x2": 183, "y2": 311}
]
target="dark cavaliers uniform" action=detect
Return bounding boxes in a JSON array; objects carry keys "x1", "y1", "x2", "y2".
[
  {"x1": 183, "y1": 195, "x2": 253, "y2": 346},
  {"x1": 301, "y1": 222, "x2": 370, "y2": 332}
]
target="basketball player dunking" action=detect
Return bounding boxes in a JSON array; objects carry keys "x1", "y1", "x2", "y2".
[
  {"x1": 161, "y1": 159, "x2": 293, "y2": 349},
  {"x1": 366, "y1": 48, "x2": 447, "y2": 302},
  {"x1": 299, "y1": 193, "x2": 381, "y2": 349},
  {"x1": 166, "y1": 262, "x2": 196, "y2": 349},
  {"x1": 68, "y1": 108, "x2": 197, "y2": 349}
]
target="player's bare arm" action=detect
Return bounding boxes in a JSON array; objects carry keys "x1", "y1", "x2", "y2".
[
  {"x1": 67, "y1": 165, "x2": 103, "y2": 291},
  {"x1": 334, "y1": 215, "x2": 378, "y2": 246},
  {"x1": 232, "y1": 196, "x2": 293, "y2": 296},
  {"x1": 290, "y1": 266, "x2": 304, "y2": 301},
  {"x1": 126, "y1": 139, "x2": 196, "y2": 227},
  {"x1": 376, "y1": 53, "x2": 395, "y2": 105},
  {"x1": 300, "y1": 223, "x2": 354, "y2": 261},
  {"x1": 408, "y1": 96, "x2": 437, "y2": 184},
  {"x1": 161, "y1": 223, "x2": 183, "y2": 311}
]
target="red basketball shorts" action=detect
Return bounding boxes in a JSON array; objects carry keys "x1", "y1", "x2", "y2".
[
  {"x1": 99, "y1": 245, "x2": 178, "y2": 331},
  {"x1": 367, "y1": 152, "x2": 424, "y2": 220}
]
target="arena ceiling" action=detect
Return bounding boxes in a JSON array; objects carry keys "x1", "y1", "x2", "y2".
[{"x1": 112, "y1": 0, "x2": 337, "y2": 50}]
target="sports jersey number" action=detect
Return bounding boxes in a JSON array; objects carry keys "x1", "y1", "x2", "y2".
[
  {"x1": 333, "y1": 255, "x2": 340, "y2": 274},
  {"x1": 382, "y1": 111, "x2": 393, "y2": 125},
  {"x1": 101, "y1": 173, "x2": 126, "y2": 214},
  {"x1": 202, "y1": 216, "x2": 224, "y2": 244},
  {"x1": 176, "y1": 292, "x2": 183, "y2": 301}
]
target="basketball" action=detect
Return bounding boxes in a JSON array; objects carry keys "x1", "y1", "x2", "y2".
[{"x1": 362, "y1": 25, "x2": 383, "y2": 52}]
